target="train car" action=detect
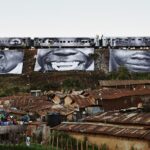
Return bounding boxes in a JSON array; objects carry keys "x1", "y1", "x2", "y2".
[
  {"x1": 127, "y1": 37, "x2": 150, "y2": 47},
  {"x1": 101, "y1": 37, "x2": 131, "y2": 48},
  {"x1": 101, "y1": 36, "x2": 150, "y2": 48},
  {"x1": 111, "y1": 37, "x2": 129, "y2": 48},
  {"x1": 33, "y1": 37, "x2": 96, "y2": 48},
  {"x1": 0, "y1": 38, "x2": 31, "y2": 48}
]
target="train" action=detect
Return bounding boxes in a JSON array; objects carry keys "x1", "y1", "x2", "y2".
[
  {"x1": 101, "y1": 36, "x2": 150, "y2": 48},
  {"x1": 0, "y1": 38, "x2": 31, "y2": 49},
  {"x1": 34, "y1": 37, "x2": 96, "y2": 48},
  {"x1": 0, "y1": 36, "x2": 150, "y2": 48}
]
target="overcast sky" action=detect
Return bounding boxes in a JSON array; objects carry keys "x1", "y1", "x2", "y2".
[{"x1": 0, "y1": 0, "x2": 150, "y2": 37}]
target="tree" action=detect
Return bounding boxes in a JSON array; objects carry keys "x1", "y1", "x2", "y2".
[{"x1": 117, "y1": 66, "x2": 131, "y2": 80}]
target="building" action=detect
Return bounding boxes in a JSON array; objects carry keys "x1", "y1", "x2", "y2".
[{"x1": 54, "y1": 111, "x2": 150, "y2": 150}]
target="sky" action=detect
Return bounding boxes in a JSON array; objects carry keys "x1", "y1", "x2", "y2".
[{"x1": 0, "y1": 0, "x2": 150, "y2": 37}]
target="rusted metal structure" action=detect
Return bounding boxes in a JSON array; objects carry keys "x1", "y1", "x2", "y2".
[
  {"x1": 99, "y1": 80, "x2": 150, "y2": 88},
  {"x1": 84, "y1": 111, "x2": 150, "y2": 126},
  {"x1": 64, "y1": 95, "x2": 95, "y2": 108},
  {"x1": 85, "y1": 88, "x2": 150, "y2": 111},
  {"x1": 54, "y1": 122, "x2": 150, "y2": 141},
  {"x1": 54, "y1": 122, "x2": 150, "y2": 150}
]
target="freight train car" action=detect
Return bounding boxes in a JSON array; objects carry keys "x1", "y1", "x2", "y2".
[
  {"x1": 0, "y1": 38, "x2": 31, "y2": 49},
  {"x1": 33, "y1": 37, "x2": 98, "y2": 48},
  {"x1": 101, "y1": 37, "x2": 150, "y2": 48}
]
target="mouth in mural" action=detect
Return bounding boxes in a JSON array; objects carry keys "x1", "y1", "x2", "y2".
[
  {"x1": 126, "y1": 53, "x2": 150, "y2": 68},
  {"x1": 50, "y1": 61, "x2": 82, "y2": 71},
  {"x1": 130, "y1": 53, "x2": 150, "y2": 60},
  {"x1": 125, "y1": 62, "x2": 150, "y2": 72}
]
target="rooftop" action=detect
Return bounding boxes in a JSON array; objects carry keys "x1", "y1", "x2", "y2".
[
  {"x1": 86, "y1": 88, "x2": 150, "y2": 100},
  {"x1": 99, "y1": 80, "x2": 150, "y2": 87},
  {"x1": 84, "y1": 111, "x2": 150, "y2": 126},
  {"x1": 53, "y1": 122, "x2": 150, "y2": 141}
]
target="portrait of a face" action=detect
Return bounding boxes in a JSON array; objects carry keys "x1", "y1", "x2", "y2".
[
  {"x1": 9, "y1": 38, "x2": 22, "y2": 45},
  {"x1": 109, "y1": 49, "x2": 150, "y2": 72},
  {"x1": 34, "y1": 48, "x2": 94, "y2": 71},
  {"x1": 0, "y1": 50, "x2": 24, "y2": 74}
]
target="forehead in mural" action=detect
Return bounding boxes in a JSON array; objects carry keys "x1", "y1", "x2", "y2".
[
  {"x1": 37, "y1": 48, "x2": 93, "y2": 71},
  {"x1": 0, "y1": 50, "x2": 23, "y2": 73},
  {"x1": 110, "y1": 49, "x2": 150, "y2": 72}
]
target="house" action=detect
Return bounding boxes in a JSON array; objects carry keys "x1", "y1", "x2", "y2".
[
  {"x1": 85, "y1": 88, "x2": 150, "y2": 111},
  {"x1": 54, "y1": 111, "x2": 150, "y2": 150},
  {"x1": 64, "y1": 94, "x2": 103, "y2": 120},
  {"x1": 99, "y1": 80, "x2": 150, "y2": 89}
]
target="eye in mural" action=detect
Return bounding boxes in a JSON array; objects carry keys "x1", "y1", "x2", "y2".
[{"x1": 0, "y1": 50, "x2": 24, "y2": 74}]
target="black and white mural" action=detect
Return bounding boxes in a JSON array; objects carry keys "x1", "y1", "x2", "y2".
[
  {"x1": 109, "y1": 49, "x2": 150, "y2": 72},
  {"x1": 0, "y1": 50, "x2": 24, "y2": 74},
  {"x1": 34, "y1": 48, "x2": 94, "y2": 71}
]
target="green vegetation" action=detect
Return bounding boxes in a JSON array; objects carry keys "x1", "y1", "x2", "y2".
[
  {"x1": 0, "y1": 75, "x2": 30, "y2": 97},
  {"x1": 49, "y1": 131, "x2": 108, "y2": 150},
  {"x1": 0, "y1": 59, "x2": 150, "y2": 97},
  {"x1": 107, "y1": 66, "x2": 131, "y2": 80},
  {"x1": 0, "y1": 68, "x2": 150, "y2": 97},
  {"x1": 101, "y1": 143, "x2": 109, "y2": 150},
  {"x1": 107, "y1": 66, "x2": 150, "y2": 80},
  {"x1": 0, "y1": 144, "x2": 58, "y2": 150},
  {"x1": 89, "y1": 53, "x2": 99, "y2": 60},
  {"x1": 61, "y1": 78, "x2": 85, "y2": 90}
]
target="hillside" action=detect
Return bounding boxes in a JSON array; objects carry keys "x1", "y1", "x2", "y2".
[{"x1": 0, "y1": 49, "x2": 150, "y2": 96}]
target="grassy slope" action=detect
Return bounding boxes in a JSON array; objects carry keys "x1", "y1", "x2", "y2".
[{"x1": 0, "y1": 144, "x2": 59, "y2": 150}]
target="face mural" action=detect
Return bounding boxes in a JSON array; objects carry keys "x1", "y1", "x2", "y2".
[
  {"x1": 109, "y1": 49, "x2": 150, "y2": 72},
  {"x1": 34, "y1": 48, "x2": 94, "y2": 71},
  {"x1": 0, "y1": 50, "x2": 24, "y2": 74}
]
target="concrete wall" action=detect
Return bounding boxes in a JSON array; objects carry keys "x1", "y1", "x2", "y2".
[{"x1": 70, "y1": 133, "x2": 150, "y2": 150}]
